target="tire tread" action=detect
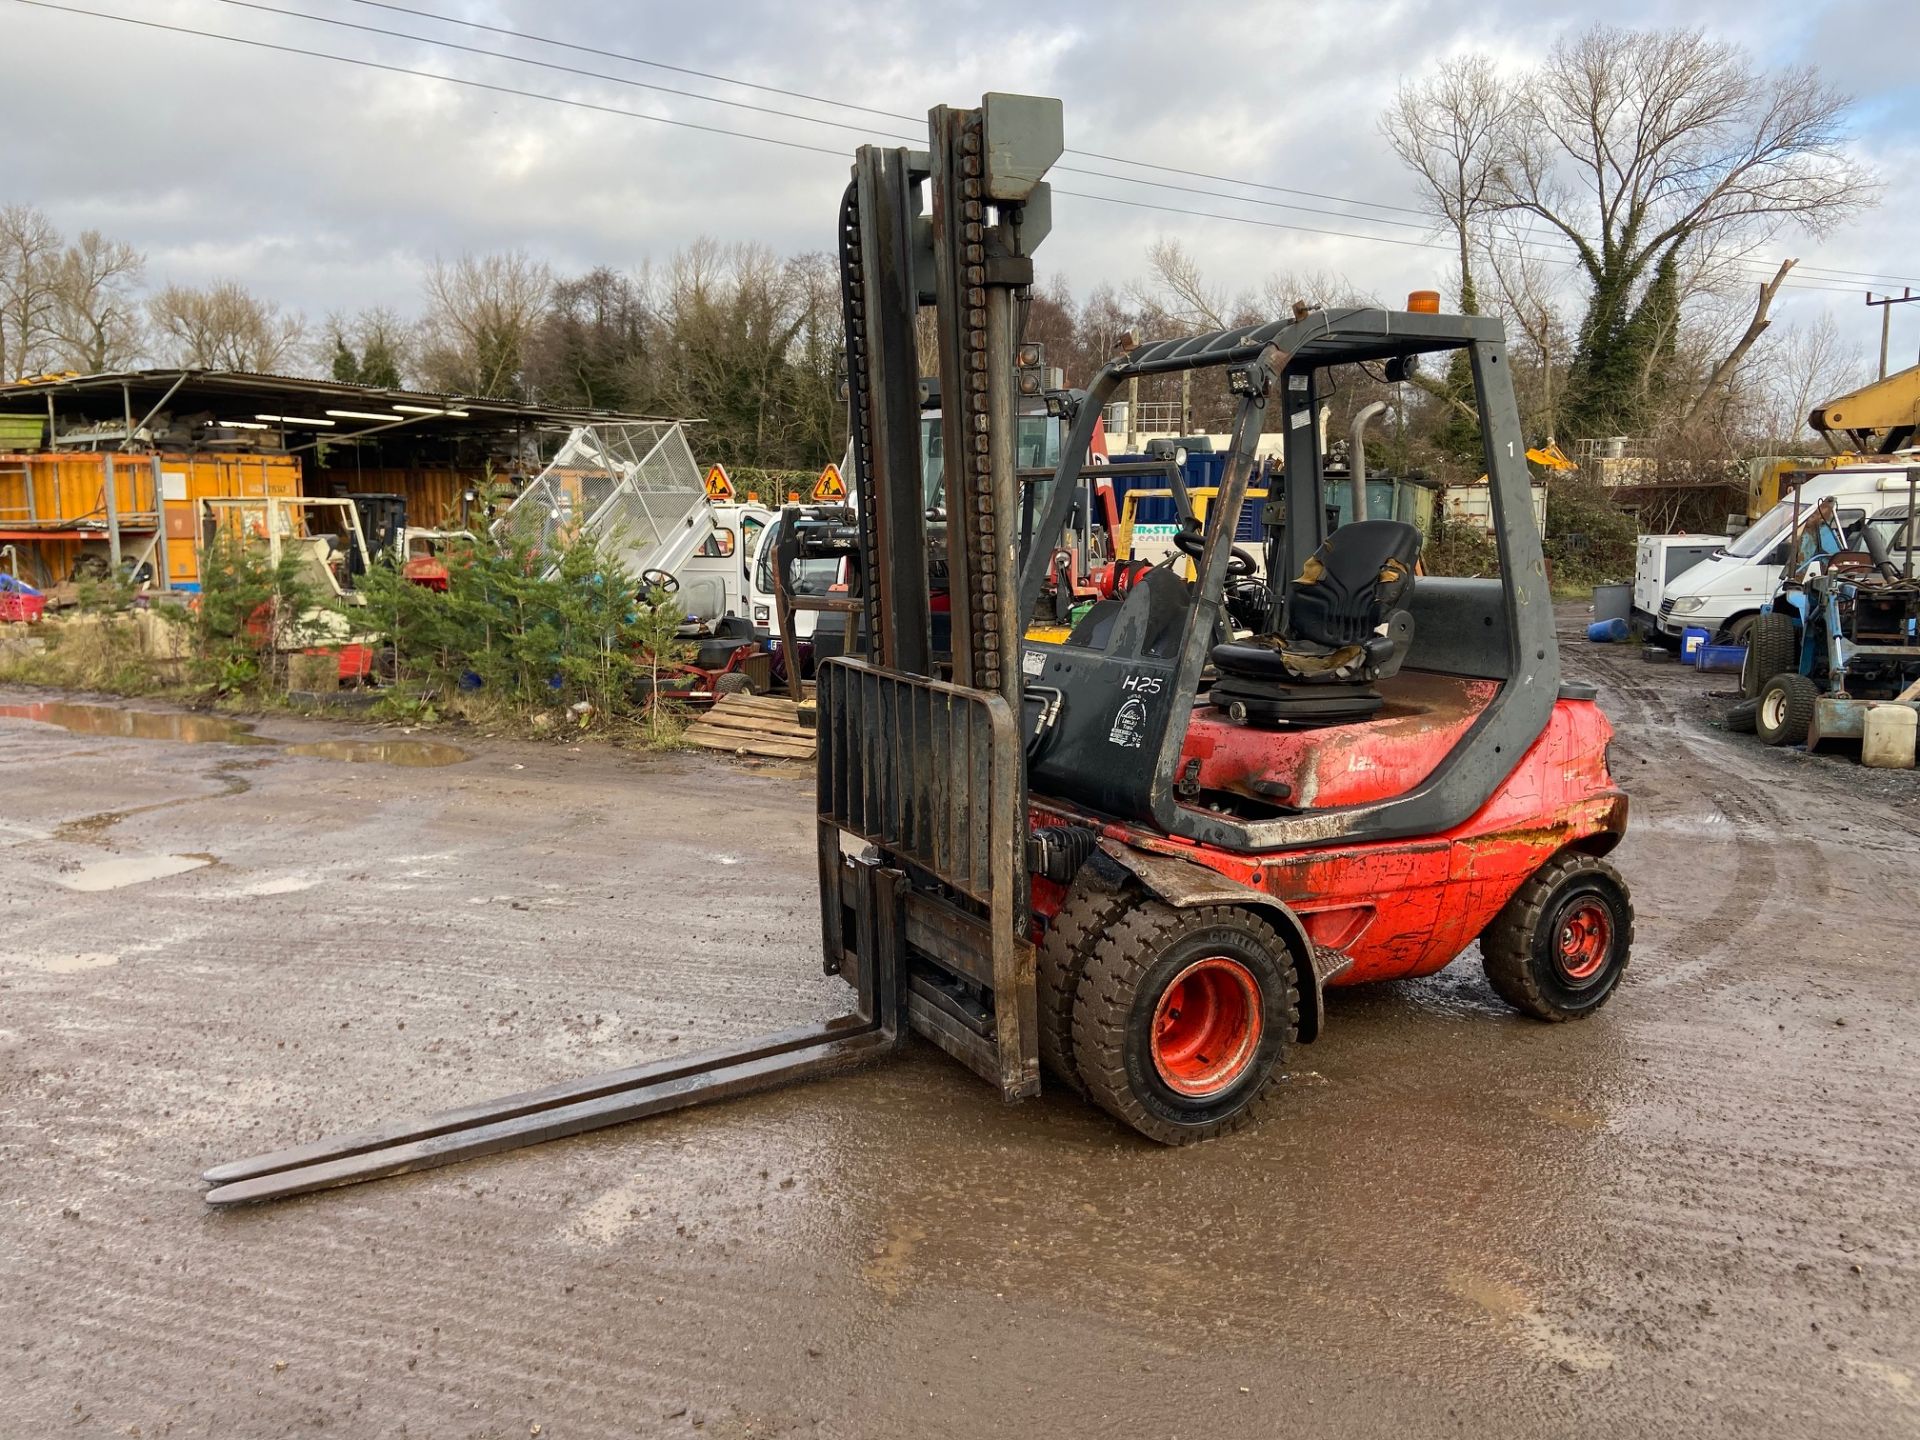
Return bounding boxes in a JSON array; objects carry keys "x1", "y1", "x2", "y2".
[
  {"x1": 1036, "y1": 878, "x2": 1136, "y2": 1095},
  {"x1": 1743, "y1": 612, "x2": 1797, "y2": 699},
  {"x1": 1757, "y1": 672, "x2": 1818, "y2": 746}
]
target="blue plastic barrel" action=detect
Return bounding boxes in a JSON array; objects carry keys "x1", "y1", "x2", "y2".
[
  {"x1": 1680, "y1": 626, "x2": 1711, "y2": 664},
  {"x1": 1586, "y1": 617, "x2": 1630, "y2": 643}
]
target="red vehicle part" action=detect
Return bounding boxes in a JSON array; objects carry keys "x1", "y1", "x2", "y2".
[
  {"x1": 1151, "y1": 955, "x2": 1264, "y2": 1097},
  {"x1": 403, "y1": 556, "x2": 451, "y2": 590},
  {"x1": 1032, "y1": 693, "x2": 1626, "y2": 989},
  {"x1": 301, "y1": 644, "x2": 375, "y2": 681}
]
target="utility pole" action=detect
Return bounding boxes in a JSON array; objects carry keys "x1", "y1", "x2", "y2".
[{"x1": 1866, "y1": 288, "x2": 1919, "y2": 379}]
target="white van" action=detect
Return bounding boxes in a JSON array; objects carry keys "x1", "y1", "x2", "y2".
[{"x1": 1657, "y1": 461, "x2": 1920, "y2": 643}]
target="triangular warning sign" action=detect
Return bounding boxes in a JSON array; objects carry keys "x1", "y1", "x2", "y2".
[
  {"x1": 811, "y1": 462, "x2": 847, "y2": 502},
  {"x1": 703, "y1": 464, "x2": 734, "y2": 502}
]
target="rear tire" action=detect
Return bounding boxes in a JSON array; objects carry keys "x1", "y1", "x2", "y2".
[
  {"x1": 1725, "y1": 697, "x2": 1759, "y2": 734},
  {"x1": 1742, "y1": 613, "x2": 1797, "y2": 699},
  {"x1": 1481, "y1": 853, "x2": 1633, "y2": 1021},
  {"x1": 1756, "y1": 672, "x2": 1817, "y2": 746},
  {"x1": 1072, "y1": 902, "x2": 1298, "y2": 1145},
  {"x1": 714, "y1": 672, "x2": 754, "y2": 697},
  {"x1": 1036, "y1": 872, "x2": 1137, "y2": 1096}
]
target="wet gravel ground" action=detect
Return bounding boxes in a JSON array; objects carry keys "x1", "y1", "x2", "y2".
[{"x1": 2, "y1": 609, "x2": 1916, "y2": 1438}]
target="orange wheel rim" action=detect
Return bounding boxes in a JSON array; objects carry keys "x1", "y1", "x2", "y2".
[
  {"x1": 1555, "y1": 898, "x2": 1613, "y2": 984},
  {"x1": 1150, "y1": 956, "x2": 1263, "y2": 1098}
]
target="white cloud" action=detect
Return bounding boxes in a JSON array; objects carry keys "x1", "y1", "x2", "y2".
[{"x1": 0, "y1": 0, "x2": 1912, "y2": 348}]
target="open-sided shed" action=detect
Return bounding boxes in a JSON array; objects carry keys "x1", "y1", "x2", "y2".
[{"x1": 0, "y1": 369, "x2": 689, "y2": 591}]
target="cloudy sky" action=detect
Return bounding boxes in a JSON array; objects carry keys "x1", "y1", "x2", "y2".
[{"x1": 3, "y1": 0, "x2": 1916, "y2": 362}]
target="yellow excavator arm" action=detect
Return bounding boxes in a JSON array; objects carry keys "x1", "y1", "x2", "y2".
[{"x1": 1809, "y1": 363, "x2": 1920, "y2": 455}]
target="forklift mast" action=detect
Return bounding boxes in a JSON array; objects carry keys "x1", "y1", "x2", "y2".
[{"x1": 818, "y1": 93, "x2": 1066, "y2": 1098}]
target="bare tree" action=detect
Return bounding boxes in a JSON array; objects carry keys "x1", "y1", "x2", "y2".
[
  {"x1": 1481, "y1": 224, "x2": 1574, "y2": 440},
  {"x1": 1381, "y1": 55, "x2": 1515, "y2": 311},
  {"x1": 656, "y1": 239, "x2": 818, "y2": 464},
  {"x1": 46, "y1": 231, "x2": 145, "y2": 372},
  {"x1": 417, "y1": 251, "x2": 552, "y2": 398},
  {"x1": 148, "y1": 280, "x2": 305, "y2": 372},
  {"x1": 1755, "y1": 311, "x2": 1867, "y2": 448},
  {"x1": 0, "y1": 203, "x2": 62, "y2": 379},
  {"x1": 525, "y1": 267, "x2": 652, "y2": 410},
  {"x1": 1139, "y1": 238, "x2": 1229, "y2": 331},
  {"x1": 1493, "y1": 26, "x2": 1875, "y2": 436}
]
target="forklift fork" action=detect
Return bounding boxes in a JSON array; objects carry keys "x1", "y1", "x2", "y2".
[{"x1": 203, "y1": 856, "x2": 913, "y2": 1205}]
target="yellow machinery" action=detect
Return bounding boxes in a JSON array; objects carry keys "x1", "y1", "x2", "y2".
[
  {"x1": 1524, "y1": 441, "x2": 1576, "y2": 473},
  {"x1": 1732, "y1": 365, "x2": 1920, "y2": 521},
  {"x1": 1809, "y1": 362, "x2": 1920, "y2": 456}
]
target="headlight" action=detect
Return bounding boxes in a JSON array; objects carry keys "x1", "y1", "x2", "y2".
[
  {"x1": 753, "y1": 605, "x2": 770, "y2": 624},
  {"x1": 1668, "y1": 596, "x2": 1706, "y2": 615}
]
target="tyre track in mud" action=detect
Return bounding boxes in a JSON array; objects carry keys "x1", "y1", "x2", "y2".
[{"x1": 1571, "y1": 637, "x2": 1798, "y2": 997}]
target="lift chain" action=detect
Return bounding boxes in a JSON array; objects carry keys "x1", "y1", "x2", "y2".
[
  {"x1": 836, "y1": 179, "x2": 884, "y2": 658},
  {"x1": 953, "y1": 110, "x2": 1016, "y2": 696}
]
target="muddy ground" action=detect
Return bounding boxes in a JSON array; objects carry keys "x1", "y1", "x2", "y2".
[{"x1": 2, "y1": 608, "x2": 1916, "y2": 1439}]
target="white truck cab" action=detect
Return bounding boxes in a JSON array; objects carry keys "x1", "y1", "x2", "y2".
[
  {"x1": 672, "y1": 503, "x2": 775, "y2": 629},
  {"x1": 1657, "y1": 462, "x2": 1920, "y2": 642},
  {"x1": 744, "y1": 509, "x2": 846, "y2": 640}
]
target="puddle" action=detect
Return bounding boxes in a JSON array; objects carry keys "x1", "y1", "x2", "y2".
[
  {"x1": 0, "y1": 701, "x2": 269, "y2": 746},
  {"x1": 1, "y1": 701, "x2": 468, "y2": 767},
  {"x1": 58, "y1": 853, "x2": 213, "y2": 892},
  {"x1": 283, "y1": 739, "x2": 469, "y2": 767}
]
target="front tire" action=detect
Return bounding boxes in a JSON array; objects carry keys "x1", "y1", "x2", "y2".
[
  {"x1": 1072, "y1": 902, "x2": 1298, "y2": 1145},
  {"x1": 1481, "y1": 853, "x2": 1633, "y2": 1021},
  {"x1": 1756, "y1": 672, "x2": 1817, "y2": 746}
]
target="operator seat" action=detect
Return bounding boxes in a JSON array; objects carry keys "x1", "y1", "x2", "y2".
[
  {"x1": 1209, "y1": 519, "x2": 1423, "y2": 724},
  {"x1": 1065, "y1": 564, "x2": 1193, "y2": 660},
  {"x1": 687, "y1": 613, "x2": 759, "y2": 669}
]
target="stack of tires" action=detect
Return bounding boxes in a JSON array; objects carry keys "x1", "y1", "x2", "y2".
[{"x1": 1728, "y1": 612, "x2": 1816, "y2": 746}]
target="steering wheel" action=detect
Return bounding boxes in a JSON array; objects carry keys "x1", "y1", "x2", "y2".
[
  {"x1": 1172, "y1": 525, "x2": 1257, "y2": 577},
  {"x1": 640, "y1": 568, "x2": 679, "y2": 595}
]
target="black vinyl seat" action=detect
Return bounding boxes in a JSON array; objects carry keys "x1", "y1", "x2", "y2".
[
  {"x1": 688, "y1": 614, "x2": 759, "y2": 669},
  {"x1": 1066, "y1": 565, "x2": 1193, "y2": 660},
  {"x1": 1211, "y1": 519, "x2": 1423, "y2": 723}
]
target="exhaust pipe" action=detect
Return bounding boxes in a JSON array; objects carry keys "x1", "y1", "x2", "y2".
[{"x1": 1347, "y1": 401, "x2": 1389, "y2": 525}]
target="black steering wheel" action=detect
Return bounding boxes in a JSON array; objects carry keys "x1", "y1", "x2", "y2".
[
  {"x1": 1173, "y1": 524, "x2": 1257, "y2": 577},
  {"x1": 640, "y1": 568, "x2": 679, "y2": 595}
]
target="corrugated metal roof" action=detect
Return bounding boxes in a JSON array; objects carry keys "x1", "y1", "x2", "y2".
[{"x1": 0, "y1": 368, "x2": 692, "y2": 429}]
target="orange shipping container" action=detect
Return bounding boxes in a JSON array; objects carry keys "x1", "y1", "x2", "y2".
[{"x1": 0, "y1": 450, "x2": 300, "y2": 588}]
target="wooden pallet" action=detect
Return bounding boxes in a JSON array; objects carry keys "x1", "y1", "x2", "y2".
[{"x1": 683, "y1": 691, "x2": 818, "y2": 760}]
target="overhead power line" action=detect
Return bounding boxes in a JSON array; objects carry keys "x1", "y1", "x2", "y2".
[
  {"x1": 9, "y1": 0, "x2": 1912, "y2": 297},
  {"x1": 343, "y1": 0, "x2": 1431, "y2": 220},
  {"x1": 11, "y1": 0, "x2": 851, "y2": 157},
  {"x1": 335, "y1": 0, "x2": 1920, "y2": 289},
  {"x1": 220, "y1": 0, "x2": 1449, "y2": 237},
  {"x1": 214, "y1": 0, "x2": 927, "y2": 147}
]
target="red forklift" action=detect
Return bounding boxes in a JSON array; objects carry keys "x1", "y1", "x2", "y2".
[{"x1": 203, "y1": 92, "x2": 1631, "y2": 1203}]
